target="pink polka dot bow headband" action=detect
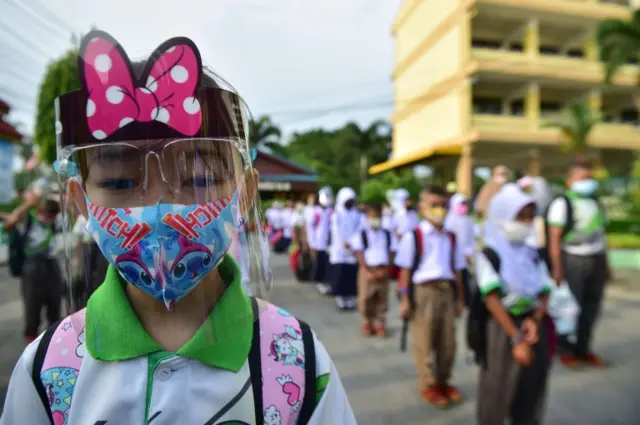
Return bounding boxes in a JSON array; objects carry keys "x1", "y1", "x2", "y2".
[{"x1": 79, "y1": 31, "x2": 203, "y2": 141}]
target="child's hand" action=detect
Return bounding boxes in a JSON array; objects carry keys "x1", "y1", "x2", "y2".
[
  {"x1": 512, "y1": 341, "x2": 533, "y2": 366},
  {"x1": 399, "y1": 298, "x2": 411, "y2": 320},
  {"x1": 365, "y1": 269, "x2": 376, "y2": 281},
  {"x1": 455, "y1": 300, "x2": 465, "y2": 318},
  {"x1": 521, "y1": 318, "x2": 539, "y2": 345},
  {"x1": 375, "y1": 268, "x2": 389, "y2": 280}
]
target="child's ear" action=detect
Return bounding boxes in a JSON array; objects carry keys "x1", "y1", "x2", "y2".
[{"x1": 68, "y1": 180, "x2": 88, "y2": 219}]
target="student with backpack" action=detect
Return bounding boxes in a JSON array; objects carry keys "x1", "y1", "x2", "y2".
[
  {"x1": 348, "y1": 204, "x2": 397, "y2": 337},
  {"x1": 395, "y1": 185, "x2": 466, "y2": 408},
  {"x1": 2, "y1": 193, "x2": 62, "y2": 345},
  {"x1": 545, "y1": 162, "x2": 610, "y2": 369},
  {"x1": 0, "y1": 31, "x2": 355, "y2": 425},
  {"x1": 474, "y1": 184, "x2": 552, "y2": 425}
]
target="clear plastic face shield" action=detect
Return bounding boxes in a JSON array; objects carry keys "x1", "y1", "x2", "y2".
[
  {"x1": 318, "y1": 186, "x2": 333, "y2": 207},
  {"x1": 55, "y1": 31, "x2": 271, "y2": 339}
]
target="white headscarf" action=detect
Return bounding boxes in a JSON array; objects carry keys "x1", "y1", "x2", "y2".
[
  {"x1": 444, "y1": 193, "x2": 468, "y2": 230},
  {"x1": 335, "y1": 187, "x2": 356, "y2": 213},
  {"x1": 483, "y1": 184, "x2": 544, "y2": 297}
]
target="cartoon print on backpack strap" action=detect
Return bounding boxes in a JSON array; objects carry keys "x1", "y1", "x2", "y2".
[
  {"x1": 259, "y1": 302, "x2": 308, "y2": 425},
  {"x1": 269, "y1": 324, "x2": 304, "y2": 368},
  {"x1": 40, "y1": 311, "x2": 86, "y2": 425}
]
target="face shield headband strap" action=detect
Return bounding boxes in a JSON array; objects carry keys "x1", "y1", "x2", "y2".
[{"x1": 55, "y1": 30, "x2": 247, "y2": 148}]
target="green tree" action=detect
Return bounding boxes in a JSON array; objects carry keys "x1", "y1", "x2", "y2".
[
  {"x1": 543, "y1": 103, "x2": 601, "y2": 161},
  {"x1": 248, "y1": 115, "x2": 286, "y2": 156},
  {"x1": 34, "y1": 50, "x2": 81, "y2": 164},
  {"x1": 597, "y1": 9, "x2": 640, "y2": 110},
  {"x1": 631, "y1": 157, "x2": 640, "y2": 212}
]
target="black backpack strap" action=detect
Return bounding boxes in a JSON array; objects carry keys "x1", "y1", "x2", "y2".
[
  {"x1": 560, "y1": 195, "x2": 573, "y2": 238},
  {"x1": 361, "y1": 229, "x2": 368, "y2": 251},
  {"x1": 248, "y1": 297, "x2": 264, "y2": 425},
  {"x1": 384, "y1": 230, "x2": 391, "y2": 252},
  {"x1": 481, "y1": 247, "x2": 501, "y2": 274},
  {"x1": 297, "y1": 320, "x2": 317, "y2": 425},
  {"x1": 32, "y1": 320, "x2": 61, "y2": 425}
]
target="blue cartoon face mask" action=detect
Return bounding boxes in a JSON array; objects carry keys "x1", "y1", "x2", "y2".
[{"x1": 85, "y1": 192, "x2": 242, "y2": 310}]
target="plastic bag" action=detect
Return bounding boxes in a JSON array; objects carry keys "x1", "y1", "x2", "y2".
[{"x1": 547, "y1": 282, "x2": 580, "y2": 336}]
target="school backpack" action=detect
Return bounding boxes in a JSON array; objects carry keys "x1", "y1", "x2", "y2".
[
  {"x1": 7, "y1": 213, "x2": 34, "y2": 277},
  {"x1": 31, "y1": 298, "x2": 318, "y2": 425},
  {"x1": 360, "y1": 228, "x2": 392, "y2": 252},
  {"x1": 465, "y1": 247, "x2": 500, "y2": 367},
  {"x1": 540, "y1": 194, "x2": 605, "y2": 269}
]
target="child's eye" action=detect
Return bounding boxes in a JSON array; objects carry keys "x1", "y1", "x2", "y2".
[{"x1": 97, "y1": 179, "x2": 138, "y2": 190}]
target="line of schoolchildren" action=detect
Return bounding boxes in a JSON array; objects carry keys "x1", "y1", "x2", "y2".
[{"x1": 281, "y1": 173, "x2": 609, "y2": 424}]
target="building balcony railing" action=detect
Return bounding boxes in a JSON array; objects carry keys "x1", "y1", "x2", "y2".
[
  {"x1": 470, "y1": 112, "x2": 640, "y2": 149},
  {"x1": 470, "y1": 47, "x2": 639, "y2": 86}
]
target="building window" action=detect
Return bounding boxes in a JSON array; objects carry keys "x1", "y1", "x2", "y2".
[
  {"x1": 620, "y1": 108, "x2": 638, "y2": 124},
  {"x1": 511, "y1": 100, "x2": 524, "y2": 116},
  {"x1": 508, "y1": 42, "x2": 524, "y2": 52},
  {"x1": 471, "y1": 39, "x2": 501, "y2": 49},
  {"x1": 541, "y1": 101, "x2": 562, "y2": 114},
  {"x1": 567, "y1": 49, "x2": 584, "y2": 58},
  {"x1": 472, "y1": 97, "x2": 502, "y2": 114},
  {"x1": 540, "y1": 46, "x2": 559, "y2": 55}
]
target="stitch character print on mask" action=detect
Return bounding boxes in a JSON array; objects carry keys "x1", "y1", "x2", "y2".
[
  {"x1": 39, "y1": 312, "x2": 87, "y2": 425},
  {"x1": 270, "y1": 324, "x2": 305, "y2": 368}
]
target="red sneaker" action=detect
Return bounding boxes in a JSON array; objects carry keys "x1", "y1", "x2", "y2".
[
  {"x1": 374, "y1": 326, "x2": 387, "y2": 338},
  {"x1": 581, "y1": 353, "x2": 608, "y2": 368},
  {"x1": 420, "y1": 386, "x2": 448, "y2": 408},
  {"x1": 360, "y1": 323, "x2": 373, "y2": 337},
  {"x1": 441, "y1": 385, "x2": 463, "y2": 403},
  {"x1": 558, "y1": 354, "x2": 581, "y2": 369}
]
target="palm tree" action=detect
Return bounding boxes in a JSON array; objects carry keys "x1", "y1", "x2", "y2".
[
  {"x1": 248, "y1": 115, "x2": 286, "y2": 156},
  {"x1": 597, "y1": 8, "x2": 640, "y2": 109},
  {"x1": 338, "y1": 120, "x2": 392, "y2": 189},
  {"x1": 543, "y1": 103, "x2": 601, "y2": 161}
]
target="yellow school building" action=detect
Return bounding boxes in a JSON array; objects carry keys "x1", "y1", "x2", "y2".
[{"x1": 370, "y1": 0, "x2": 640, "y2": 194}]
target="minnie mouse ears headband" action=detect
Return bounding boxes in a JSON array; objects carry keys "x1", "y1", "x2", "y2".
[{"x1": 56, "y1": 30, "x2": 247, "y2": 147}]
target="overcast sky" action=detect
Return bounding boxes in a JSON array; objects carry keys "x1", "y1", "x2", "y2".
[{"x1": 1, "y1": 0, "x2": 402, "y2": 142}]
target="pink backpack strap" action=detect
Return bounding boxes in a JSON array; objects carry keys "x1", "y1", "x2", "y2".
[
  {"x1": 32, "y1": 310, "x2": 87, "y2": 425},
  {"x1": 248, "y1": 298, "x2": 317, "y2": 425}
]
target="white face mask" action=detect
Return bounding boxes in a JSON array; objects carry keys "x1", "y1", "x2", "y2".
[{"x1": 500, "y1": 221, "x2": 533, "y2": 244}]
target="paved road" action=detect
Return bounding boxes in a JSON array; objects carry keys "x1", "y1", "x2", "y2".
[{"x1": 1, "y1": 256, "x2": 639, "y2": 424}]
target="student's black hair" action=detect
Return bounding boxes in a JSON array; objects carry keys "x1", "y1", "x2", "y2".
[
  {"x1": 421, "y1": 185, "x2": 447, "y2": 198},
  {"x1": 367, "y1": 203, "x2": 383, "y2": 215},
  {"x1": 40, "y1": 199, "x2": 61, "y2": 216},
  {"x1": 568, "y1": 160, "x2": 592, "y2": 175}
]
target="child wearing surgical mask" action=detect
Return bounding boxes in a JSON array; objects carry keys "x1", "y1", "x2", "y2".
[
  {"x1": 349, "y1": 204, "x2": 397, "y2": 337},
  {"x1": 395, "y1": 186, "x2": 466, "y2": 407},
  {"x1": 475, "y1": 184, "x2": 552, "y2": 425},
  {"x1": 0, "y1": 30, "x2": 355, "y2": 425},
  {"x1": 444, "y1": 193, "x2": 476, "y2": 307}
]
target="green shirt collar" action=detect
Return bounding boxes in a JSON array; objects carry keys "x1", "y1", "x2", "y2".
[{"x1": 85, "y1": 255, "x2": 253, "y2": 372}]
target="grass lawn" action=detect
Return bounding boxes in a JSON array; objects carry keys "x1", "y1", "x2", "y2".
[{"x1": 607, "y1": 233, "x2": 640, "y2": 250}]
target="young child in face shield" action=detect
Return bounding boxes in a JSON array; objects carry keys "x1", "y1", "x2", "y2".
[
  {"x1": 2, "y1": 194, "x2": 63, "y2": 345},
  {"x1": 0, "y1": 31, "x2": 356, "y2": 425}
]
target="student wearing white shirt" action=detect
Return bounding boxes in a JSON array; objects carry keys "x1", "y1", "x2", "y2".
[
  {"x1": 349, "y1": 204, "x2": 397, "y2": 337},
  {"x1": 395, "y1": 186, "x2": 466, "y2": 408},
  {"x1": 475, "y1": 184, "x2": 552, "y2": 425},
  {"x1": 391, "y1": 188, "x2": 419, "y2": 239},
  {"x1": 381, "y1": 202, "x2": 394, "y2": 231},
  {"x1": 328, "y1": 187, "x2": 361, "y2": 310},
  {"x1": 0, "y1": 31, "x2": 356, "y2": 425},
  {"x1": 312, "y1": 187, "x2": 334, "y2": 295},
  {"x1": 444, "y1": 193, "x2": 476, "y2": 307}
]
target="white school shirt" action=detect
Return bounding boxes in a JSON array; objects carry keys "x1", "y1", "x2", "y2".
[
  {"x1": 303, "y1": 205, "x2": 320, "y2": 249},
  {"x1": 394, "y1": 221, "x2": 465, "y2": 284},
  {"x1": 266, "y1": 208, "x2": 285, "y2": 230},
  {"x1": 0, "y1": 260, "x2": 356, "y2": 425},
  {"x1": 546, "y1": 195, "x2": 607, "y2": 256},
  {"x1": 392, "y1": 208, "x2": 419, "y2": 237},
  {"x1": 443, "y1": 215, "x2": 476, "y2": 258},
  {"x1": 328, "y1": 209, "x2": 360, "y2": 265},
  {"x1": 282, "y1": 208, "x2": 294, "y2": 238},
  {"x1": 313, "y1": 208, "x2": 332, "y2": 251},
  {"x1": 381, "y1": 209, "x2": 394, "y2": 232},
  {"x1": 349, "y1": 226, "x2": 398, "y2": 267}
]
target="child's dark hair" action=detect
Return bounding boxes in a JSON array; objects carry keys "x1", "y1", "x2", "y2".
[
  {"x1": 421, "y1": 185, "x2": 447, "y2": 198},
  {"x1": 367, "y1": 203, "x2": 382, "y2": 215},
  {"x1": 40, "y1": 199, "x2": 61, "y2": 216}
]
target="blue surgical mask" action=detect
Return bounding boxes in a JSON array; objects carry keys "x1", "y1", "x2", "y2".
[
  {"x1": 85, "y1": 191, "x2": 242, "y2": 310},
  {"x1": 571, "y1": 179, "x2": 599, "y2": 197}
]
